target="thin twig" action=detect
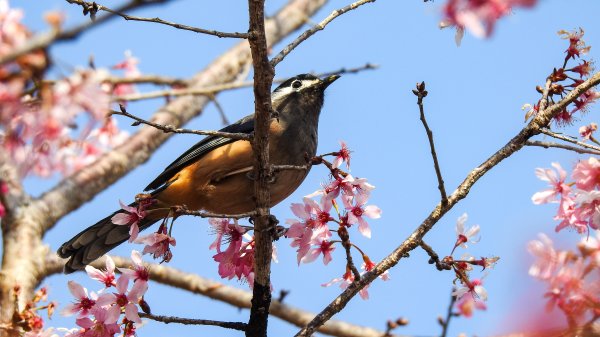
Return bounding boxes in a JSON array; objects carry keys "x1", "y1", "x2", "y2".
[
  {"x1": 539, "y1": 128, "x2": 600, "y2": 152},
  {"x1": 112, "y1": 63, "x2": 378, "y2": 102},
  {"x1": 270, "y1": 0, "x2": 376, "y2": 67},
  {"x1": 209, "y1": 95, "x2": 230, "y2": 125},
  {"x1": 0, "y1": 0, "x2": 165, "y2": 65},
  {"x1": 66, "y1": 0, "x2": 248, "y2": 38},
  {"x1": 419, "y1": 241, "x2": 451, "y2": 271},
  {"x1": 440, "y1": 291, "x2": 457, "y2": 337},
  {"x1": 111, "y1": 108, "x2": 252, "y2": 140},
  {"x1": 138, "y1": 312, "x2": 248, "y2": 331},
  {"x1": 413, "y1": 82, "x2": 447, "y2": 205},
  {"x1": 525, "y1": 140, "x2": 600, "y2": 155}
]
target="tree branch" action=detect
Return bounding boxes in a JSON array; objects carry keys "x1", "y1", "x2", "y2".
[
  {"x1": 270, "y1": 0, "x2": 376, "y2": 67},
  {"x1": 413, "y1": 82, "x2": 447, "y2": 205},
  {"x1": 111, "y1": 107, "x2": 252, "y2": 140},
  {"x1": 247, "y1": 0, "x2": 275, "y2": 335},
  {"x1": 41, "y1": 254, "x2": 407, "y2": 337},
  {"x1": 66, "y1": 0, "x2": 249, "y2": 38},
  {"x1": 539, "y1": 128, "x2": 600, "y2": 153},
  {"x1": 138, "y1": 313, "x2": 248, "y2": 331},
  {"x1": 525, "y1": 140, "x2": 600, "y2": 155},
  {"x1": 294, "y1": 71, "x2": 600, "y2": 337}
]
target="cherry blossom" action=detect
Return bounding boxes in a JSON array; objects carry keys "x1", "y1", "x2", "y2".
[
  {"x1": 527, "y1": 234, "x2": 567, "y2": 280},
  {"x1": 579, "y1": 122, "x2": 597, "y2": 141},
  {"x1": 111, "y1": 201, "x2": 147, "y2": 242},
  {"x1": 342, "y1": 194, "x2": 381, "y2": 238},
  {"x1": 332, "y1": 141, "x2": 351, "y2": 169},
  {"x1": 455, "y1": 293, "x2": 486, "y2": 317},
  {"x1": 452, "y1": 278, "x2": 488, "y2": 301},
  {"x1": 440, "y1": 0, "x2": 537, "y2": 44},
  {"x1": 108, "y1": 276, "x2": 146, "y2": 324},
  {"x1": 61, "y1": 281, "x2": 112, "y2": 318},
  {"x1": 118, "y1": 250, "x2": 149, "y2": 285},
  {"x1": 69, "y1": 306, "x2": 121, "y2": 337},
  {"x1": 85, "y1": 256, "x2": 116, "y2": 288},
  {"x1": 572, "y1": 157, "x2": 600, "y2": 191},
  {"x1": 453, "y1": 213, "x2": 480, "y2": 250},
  {"x1": 208, "y1": 218, "x2": 245, "y2": 253},
  {"x1": 300, "y1": 226, "x2": 335, "y2": 265},
  {"x1": 322, "y1": 269, "x2": 370, "y2": 300},
  {"x1": 135, "y1": 224, "x2": 176, "y2": 263},
  {"x1": 531, "y1": 162, "x2": 571, "y2": 204}
]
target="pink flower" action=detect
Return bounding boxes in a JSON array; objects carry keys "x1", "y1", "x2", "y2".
[
  {"x1": 111, "y1": 51, "x2": 141, "y2": 99},
  {"x1": 579, "y1": 123, "x2": 597, "y2": 141},
  {"x1": 85, "y1": 256, "x2": 116, "y2": 288},
  {"x1": 135, "y1": 225, "x2": 176, "y2": 263},
  {"x1": 452, "y1": 279, "x2": 487, "y2": 301},
  {"x1": 453, "y1": 213, "x2": 480, "y2": 251},
  {"x1": 455, "y1": 293, "x2": 487, "y2": 317},
  {"x1": 532, "y1": 162, "x2": 571, "y2": 204},
  {"x1": 213, "y1": 240, "x2": 255, "y2": 285},
  {"x1": 61, "y1": 281, "x2": 112, "y2": 318},
  {"x1": 72, "y1": 306, "x2": 121, "y2": 337},
  {"x1": 527, "y1": 233, "x2": 567, "y2": 280},
  {"x1": 558, "y1": 28, "x2": 590, "y2": 63},
  {"x1": 109, "y1": 276, "x2": 146, "y2": 324},
  {"x1": 118, "y1": 250, "x2": 149, "y2": 285},
  {"x1": 208, "y1": 218, "x2": 245, "y2": 253},
  {"x1": 322, "y1": 269, "x2": 369, "y2": 300},
  {"x1": 342, "y1": 194, "x2": 381, "y2": 238},
  {"x1": 573, "y1": 157, "x2": 600, "y2": 191},
  {"x1": 300, "y1": 227, "x2": 335, "y2": 265},
  {"x1": 111, "y1": 201, "x2": 146, "y2": 242},
  {"x1": 362, "y1": 257, "x2": 390, "y2": 281},
  {"x1": 441, "y1": 0, "x2": 537, "y2": 44},
  {"x1": 332, "y1": 141, "x2": 351, "y2": 169}
]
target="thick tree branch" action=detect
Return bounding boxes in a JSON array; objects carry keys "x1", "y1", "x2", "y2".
[
  {"x1": 294, "y1": 71, "x2": 600, "y2": 337},
  {"x1": 66, "y1": 0, "x2": 248, "y2": 38},
  {"x1": 0, "y1": 0, "x2": 166, "y2": 66},
  {"x1": 247, "y1": 0, "x2": 275, "y2": 335},
  {"x1": 42, "y1": 254, "x2": 407, "y2": 337},
  {"x1": 270, "y1": 0, "x2": 376, "y2": 67}
]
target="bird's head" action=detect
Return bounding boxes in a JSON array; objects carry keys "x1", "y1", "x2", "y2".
[{"x1": 271, "y1": 74, "x2": 340, "y2": 117}]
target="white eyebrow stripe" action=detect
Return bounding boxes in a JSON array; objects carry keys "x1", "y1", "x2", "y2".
[{"x1": 271, "y1": 78, "x2": 321, "y2": 104}]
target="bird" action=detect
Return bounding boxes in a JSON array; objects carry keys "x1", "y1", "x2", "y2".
[{"x1": 58, "y1": 73, "x2": 340, "y2": 273}]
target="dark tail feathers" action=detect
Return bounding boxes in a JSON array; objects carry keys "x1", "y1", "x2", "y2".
[{"x1": 57, "y1": 204, "x2": 158, "y2": 274}]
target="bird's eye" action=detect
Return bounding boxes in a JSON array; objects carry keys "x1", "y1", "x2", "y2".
[{"x1": 291, "y1": 80, "x2": 302, "y2": 89}]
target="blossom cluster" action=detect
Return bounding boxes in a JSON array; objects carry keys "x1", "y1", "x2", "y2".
[
  {"x1": 528, "y1": 233, "x2": 600, "y2": 323},
  {"x1": 532, "y1": 158, "x2": 600, "y2": 233},
  {"x1": 522, "y1": 28, "x2": 599, "y2": 126},
  {"x1": 439, "y1": 0, "x2": 537, "y2": 45},
  {"x1": 11, "y1": 286, "x2": 57, "y2": 337},
  {"x1": 449, "y1": 214, "x2": 499, "y2": 317},
  {"x1": 208, "y1": 218, "x2": 260, "y2": 287},
  {"x1": 62, "y1": 252, "x2": 150, "y2": 337},
  {"x1": 0, "y1": 2, "x2": 138, "y2": 179},
  {"x1": 282, "y1": 142, "x2": 387, "y2": 299}
]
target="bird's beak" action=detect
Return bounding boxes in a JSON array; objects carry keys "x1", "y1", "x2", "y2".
[{"x1": 321, "y1": 74, "x2": 340, "y2": 89}]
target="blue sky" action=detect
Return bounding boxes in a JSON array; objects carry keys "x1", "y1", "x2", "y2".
[{"x1": 10, "y1": 0, "x2": 600, "y2": 336}]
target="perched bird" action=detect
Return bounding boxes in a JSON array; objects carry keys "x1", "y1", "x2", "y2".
[{"x1": 58, "y1": 73, "x2": 340, "y2": 273}]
